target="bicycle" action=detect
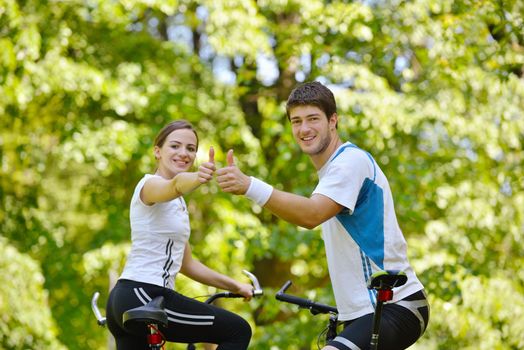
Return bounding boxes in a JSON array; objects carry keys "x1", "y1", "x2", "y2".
[
  {"x1": 91, "y1": 270, "x2": 263, "y2": 350},
  {"x1": 275, "y1": 270, "x2": 407, "y2": 350}
]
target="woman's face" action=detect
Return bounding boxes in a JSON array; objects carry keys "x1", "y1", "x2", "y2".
[{"x1": 154, "y1": 128, "x2": 198, "y2": 178}]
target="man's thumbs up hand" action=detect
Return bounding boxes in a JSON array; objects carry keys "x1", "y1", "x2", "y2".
[{"x1": 216, "y1": 149, "x2": 251, "y2": 195}]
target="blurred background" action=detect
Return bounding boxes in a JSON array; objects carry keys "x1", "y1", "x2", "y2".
[{"x1": 1, "y1": 0, "x2": 523, "y2": 349}]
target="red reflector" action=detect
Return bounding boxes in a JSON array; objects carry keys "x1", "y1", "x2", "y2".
[
  {"x1": 377, "y1": 289, "x2": 393, "y2": 302},
  {"x1": 148, "y1": 333, "x2": 163, "y2": 345}
]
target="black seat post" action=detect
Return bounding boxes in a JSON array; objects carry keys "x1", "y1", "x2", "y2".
[{"x1": 367, "y1": 270, "x2": 407, "y2": 350}]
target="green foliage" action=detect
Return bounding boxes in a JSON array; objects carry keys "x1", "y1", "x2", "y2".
[
  {"x1": 1, "y1": 0, "x2": 523, "y2": 349},
  {"x1": 0, "y1": 238, "x2": 66, "y2": 349}
]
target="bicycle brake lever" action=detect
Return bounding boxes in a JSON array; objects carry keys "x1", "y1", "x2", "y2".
[{"x1": 242, "y1": 270, "x2": 264, "y2": 297}]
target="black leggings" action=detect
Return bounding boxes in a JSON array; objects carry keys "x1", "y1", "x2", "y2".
[
  {"x1": 106, "y1": 279, "x2": 252, "y2": 350},
  {"x1": 328, "y1": 290, "x2": 430, "y2": 350}
]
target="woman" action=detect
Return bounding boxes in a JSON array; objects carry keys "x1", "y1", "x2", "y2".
[{"x1": 106, "y1": 120, "x2": 253, "y2": 350}]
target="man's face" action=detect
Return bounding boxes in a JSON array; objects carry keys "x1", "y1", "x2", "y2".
[{"x1": 289, "y1": 105, "x2": 337, "y2": 156}]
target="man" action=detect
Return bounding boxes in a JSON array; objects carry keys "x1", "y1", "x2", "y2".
[{"x1": 216, "y1": 81, "x2": 429, "y2": 350}]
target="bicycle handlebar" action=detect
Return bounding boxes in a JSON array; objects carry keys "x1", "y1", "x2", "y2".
[
  {"x1": 276, "y1": 280, "x2": 338, "y2": 315},
  {"x1": 204, "y1": 269, "x2": 264, "y2": 303}
]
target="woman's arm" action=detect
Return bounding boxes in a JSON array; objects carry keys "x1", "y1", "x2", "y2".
[
  {"x1": 141, "y1": 151, "x2": 216, "y2": 205},
  {"x1": 179, "y1": 243, "x2": 253, "y2": 299},
  {"x1": 141, "y1": 172, "x2": 200, "y2": 205}
]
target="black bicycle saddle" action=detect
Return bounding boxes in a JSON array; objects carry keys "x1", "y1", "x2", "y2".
[
  {"x1": 123, "y1": 296, "x2": 168, "y2": 333},
  {"x1": 367, "y1": 270, "x2": 407, "y2": 291}
]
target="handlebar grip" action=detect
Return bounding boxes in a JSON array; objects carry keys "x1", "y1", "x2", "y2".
[
  {"x1": 275, "y1": 292, "x2": 315, "y2": 309},
  {"x1": 227, "y1": 293, "x2": 244, "y2": 298},
  {"x1": 205, "y1": 292, "x2": 230, "y2": 304},
  {"x1": 205, "y1": 291, "x2": 254, "y2": 304},
  {"x1": 275, "y1": 280, "x2": 338, "y2": 314},
  {"x1": 223, "y1": 291, "x2": 263, "y2": 298},
  {"x1": 276, "y1": 280, "x2": 309, "y2": 306}
]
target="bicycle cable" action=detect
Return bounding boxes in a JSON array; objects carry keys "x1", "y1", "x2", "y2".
[{"x1": 317, "y1": 324, "x2": 330, "y2": 350}]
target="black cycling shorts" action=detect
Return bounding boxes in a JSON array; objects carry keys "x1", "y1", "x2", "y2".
[
  {"x1": 106, "y1": 279, "x2": 251, "y2": 350},
  {"x1": 328, "y1": 290, "x2": 430, "y2": 350}
]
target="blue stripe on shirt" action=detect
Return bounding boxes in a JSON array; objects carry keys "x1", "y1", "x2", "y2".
[{"x1": 332, "y1": 144, "x2": 386, "y2": 269}]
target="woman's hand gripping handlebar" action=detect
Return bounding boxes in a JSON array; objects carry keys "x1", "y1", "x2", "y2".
[{"x1": 204, "y1": 269, "x2": 264, "y2": 304}]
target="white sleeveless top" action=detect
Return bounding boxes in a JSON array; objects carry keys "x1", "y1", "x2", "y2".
[{"x1": 120, "y1": 174, "x2": 190, "y2": 290}]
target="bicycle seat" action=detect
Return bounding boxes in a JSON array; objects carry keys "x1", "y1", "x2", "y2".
[
  {"x1": 367, "y1": 270, "x2": 407, "y2": 291},
  {"x1": 123, "y1": 296, "x2": 168, "y2": 333}
]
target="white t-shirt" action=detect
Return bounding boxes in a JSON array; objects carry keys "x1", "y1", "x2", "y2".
[
  {"x1": 313, "y1": 142, "x2": 424, "y2": 321},
  {"x1": 120, "y1": 174, "x2": 190, "y2": 290}
]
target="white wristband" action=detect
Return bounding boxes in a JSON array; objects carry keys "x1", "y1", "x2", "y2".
[{"x1": 245, "y1": 176, "x2": 273, "y2": 206}]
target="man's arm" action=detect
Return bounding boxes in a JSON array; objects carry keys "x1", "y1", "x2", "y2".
[
  {"x1": 216, "y1": 150, "x2": 343, "y2": 229},
  {"x1": 265, "y1": 190, "x2": 343, "y2": 229},
  {"x1": 264, "y1": 189, "x2": 343, "y2": 229}
]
